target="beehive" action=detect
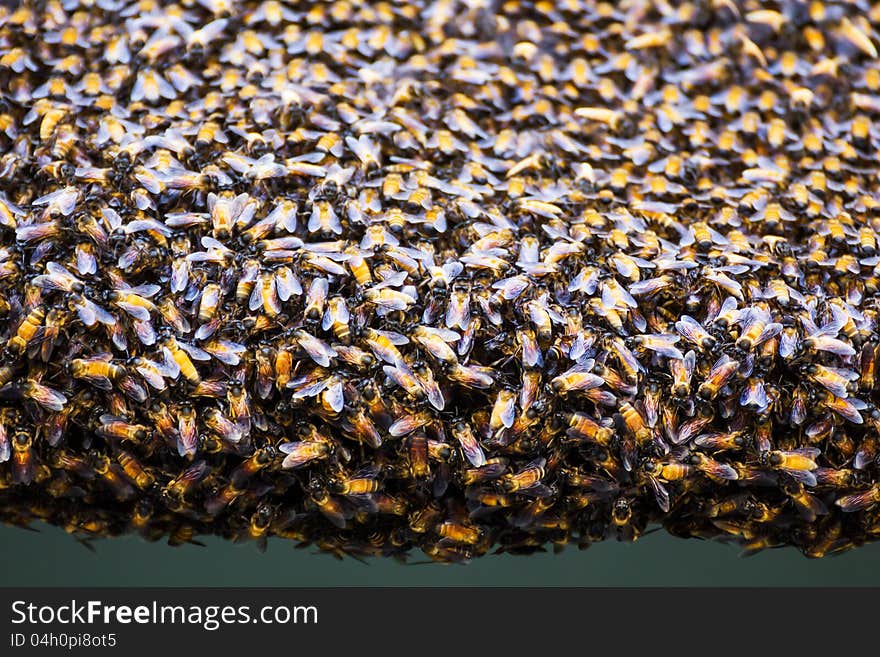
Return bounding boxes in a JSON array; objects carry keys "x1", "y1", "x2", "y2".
[{"x1": 0, "y1": 0, "x2": 879, "y2": 561}]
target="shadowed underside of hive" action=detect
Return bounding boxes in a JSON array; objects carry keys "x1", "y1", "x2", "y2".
[{"x1": 0, "y1": 0, "x2": 879, "y2": 561}]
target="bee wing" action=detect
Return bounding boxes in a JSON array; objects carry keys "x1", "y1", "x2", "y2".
[
  {"x1": 518, "y1": 330, "x2": 543, "y2": 368},
  {"x1": 177, "y1": 460, "x2": 209, "y2": 484},
  {"x1": 656, "y1": 335, "x2": 685, "y2": 360},
  {"x1": 166, "y1": 212, "x2": 209, "y2": 229},
  {"x1": 177, "y1": 341, "x2": 211, "y2": 361},
  {"x1": 786, "y1": 468, "x2": 818, "y2": 488},
  {"x1": 173, "y1": 420, "x2": 198, "y2": 458},
  {"x1": 78, "y1": 372, "x2": 113, "y2": 390},
  {"x1": 829, "y1": 366, "x2": 860, "y2": 382},
  {"x1": 46, "y1": 261, "x2": 80, "y2": 285},
  {"x1": 321, "y1": 308, "x2": 335, "y2": 332},
  {"x1": 709, "y1": 352, "x2": 734, "y2": 374},
  {"x1": 365, "y1": 288, "x2": 409, "y2": 311},
  {"x1": 200, "y1": 235, "x2": 227, "y2": 251},
  {"x1": 280, "y1": 443, "x2": 313, "y2": 468},
  {"x1": 417, "y1": 375, "x2": 445, "y2": 412},
  {"x1": 789, "y1": 447, "x2": 821, "y2": 459},
  {"x1": 457, "y1": 433, "x2": 486, "y2": 468},
  {"x1": 135, "y1": 361, "x2": 167, "y2": 390},
  {"x1": 376, "y1": 330, "x2": 409, "y2": 345},
  {"x1": 683, "y1": 350, "x2": 696, "y2": 376},
  {"x1": 26, "y1": 382, "x2": 67, "y2": 411},
  {"x1": 195, "y1": 316, "x2": 221, "y2": 341},
  {"x1": 648, "y1": 475, "x2": 671, "y2": 513},
  {"x1": 428, "y1": 327, "x2": 461, "y2": 343},
  {"x1": 629, "y1": 276, "x2": 669, "y2": 297},
  {"x1": 445, "y1": 297, "x2": 470, "y2": 330},
  {"x1": 515, "y1": 483, "x2": 552, "y2": 499},
  {"x1": 296, "y1": 333, "x2": 337, "y2": 367},
  {"x1": 810, "y1": 307, "x2": 845, "y2": 338},
  {"x1": 382, "y1": 364, "x2": 417, "y2": 395},
  {"x1": 162, "y1": 347, "x2": 182, "y2": 378},
  {"x1": 694, "y1": 432, "x2": 731, "y2": 450},
  {"x1": 317, "y1": 499, "x2": 348, "y2": 529},
  {"x1": 127, "y1": 318, "x2": 154, "y2": 346},
  {"x1": 113, "y1": 300, "x2": 151, "y2": 322},
  {"x1": 836, "y1": 490, "x2": 877, "y2": 512},
  {"x1": 324, "y1": 381, "x2": 345, "y2": 413},
  {"x1": 709, "y1": 296, "x2": 739, "y2": 323},
  {"x1": 389, "y1": 414, "x2": 428, "y2": 437},
  {"x1": 494, "y1": 392, "x2": 517, "y2": 429},
  {"x1": 75, "y1": 246, "x2": 97, "y2": 275},
  {"x1": 290, "y1": 377, "x2": 331, "y2": 399},
  {"x1": 441, "y1": 261, "x2": 464, "y2": 280},
  {"x1": 266, "y1": 202, "x2": 298, "y2": 233},
  {"x1": 704, "y1": 271, "x2": 743, "y2": 299},
  {"x1": 754, "y1": 322, "x2": 783, "y2": 347},
  {"x1": 496, "y1": 274, "x2": 532, "y2": 299},
  {"x1": 779, "y1": 330, "x2": 798, "y2": 358},
  {"x1": 259, "y1": 274, "x2": 281, "y2": 315},
  {"x1": 585, "y1": 389, "x2": 618, "y2": 406},
  {"x1": 826, "y1": 396, "x2": 865, "y2": 424},
  {"x1": 703, "y1": 460, "x2": 739, "y2": 481},
  {"x1": 675, "y1": 315, "x2": 707, "y2": 345},
  {"x1": 811, "y1": 336, "x2": 857, "y2": 357},
  {"x1": 204, "y1": 340, "x2": 246, "y2": 366},
  {"x1": 736, "y1": 306, "x2": 764, "y2": 330},
  {"x1": 275, "y1": 268, "x2": 303, "y2": 301},
  {"x1": 248, "y1": 280, "x2": 263, "y2": 311},
  {"x1": 740, "y1": 380, "x2": 768, "y2": 409},
  {"x1": 555, "y1": 366, "x2": 604, "y2": 391},
  {"x1": 171, "y1": 259, "x2": 190, "y2": 294},
  {"x1": 581, "y1": 475, "x2": 619, "y2": 494}
]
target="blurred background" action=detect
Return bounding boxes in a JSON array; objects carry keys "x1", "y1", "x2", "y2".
[{"x1": 2, "y1": 522, "x2": 880, "y2": 586}]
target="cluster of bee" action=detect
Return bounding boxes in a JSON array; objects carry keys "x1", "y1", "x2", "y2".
[{"x1": 2, "y1": 0, "x2": 880, "y2": 562}]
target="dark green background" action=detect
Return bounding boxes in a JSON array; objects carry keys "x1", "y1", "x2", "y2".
[{"x1": 2, "y1": 522, "x2": 880, "y2": 586}]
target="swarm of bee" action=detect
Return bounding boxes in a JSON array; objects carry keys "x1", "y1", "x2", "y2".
[{"x1": 2, "y1": 0, "x2": 880, "y2": 561}]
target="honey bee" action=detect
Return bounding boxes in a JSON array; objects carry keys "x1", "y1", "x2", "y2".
[
  {"x1": 91, "y1": 452, "x2": 135, "y2": 501},
  {"x1": 162, "y1": 336, "x2": 202, "y2": 386},
  {"x1": 116, "y1": 450, "x2": 154, "y2": 490},
  {"x1": 669, "y1": 350, "x2": 696, "y2": 398},
  {"x1": 279, "y1": 438, "x2": 331, "y2": 470},
  {"x1": 564, "y1": 412, "x2": 614, "y2": 446},
  {"x1": 7, "y1": 306, "x2": 45, "y2": 356},
  {"x1": 550, "y1": 364, "x2": 604, "y2": 395},
  {"x1": 500, "y1": 458, "x2": 547, "y2": 494},
  {"x1": 10, "y1": 431, "x2": 34, "y2": 485},
  {"x1": 322, "y1": 297, "x2": 351, "y2": 343},
  {"x1": 169, "y1": 404, "x2": 196, "y2": 458},
  {"x1": 438, "y1": 521, "x2": 482, "y2": 545},
  {"x1": 697, "y1": 354, "x2": 740, "y2": 401},
  {"x1": 304, "y1": 277, "x2": 329, "y2": 322},
  {"x1": 451, "y1": 420, "x2": 486, "y2": 468},
  {"x1": 95, "y1": 414, "x2": 149, "y2": 443},
  {"x1": 328, "y1": 467, "x2": 381, "y2": 497},
  {"x1": 687, "y1": 453, "x2": 739, "y2": 482},
  {"x1": 18, "y1": 380, "x2": 67, "y2": 412},
  {"x1": 231, "y1": 446, "x2": 277, "y2": 485},
  {"x1": 761, "y1": 448, "x2": 820, "y2": 485},
  {"x1": 70, "y1": 356, "x2": 124, "y2": 389},
  {"x1": 307, "y1": 478, "x2": 347, "y2": 529}
]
